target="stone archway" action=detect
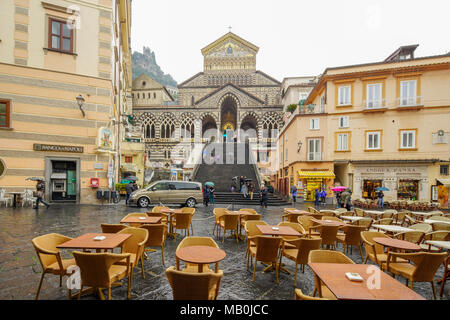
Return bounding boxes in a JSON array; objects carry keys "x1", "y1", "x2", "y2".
[
  {"x1": 240, "y1": 112, "x2": 258, "y2": 143},
  {"x1": 219, "y1": 93, "x2": 239, "y2": 142},
  {"x1": 201, "y1": 114, "x2": 217, "y2": 142}
]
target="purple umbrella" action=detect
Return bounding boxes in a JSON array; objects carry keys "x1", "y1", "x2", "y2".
[{"x1": 331, "y1": 186, "x2": 347, "y2": 192}]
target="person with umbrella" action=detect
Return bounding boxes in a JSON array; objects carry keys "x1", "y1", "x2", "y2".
[
  {"x1": 290, "y1": 184, "x2": 298, "y2": 205},
  {"x1": 203, "y1": 184, "x2": 210, "y2": 207},
  {"x1": 125, "y1": 181, "x2": 134, "y2": 205},
  {"x1": 32, "y1": 178, "x2": 50, "y2": 210},
  {"x1": 205, "y1": 182, "x2": 215, "y2": 205},
  {"x1": 376, "y1": 187, "x2": 388, "y2": 209},
  {"x1": 331, "y1": 186, "x2": 347, "y2": 208}
]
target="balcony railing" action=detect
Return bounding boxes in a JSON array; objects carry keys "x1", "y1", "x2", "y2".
[
  {"x1": 396, "y1": 96, "x2": 424, "y2": 107},
  {"x1": 307, "y1": 152, "x2": 323, "y2": 161},
  {"x1": 363, "y1": 99, "x2": 386, "y2": 109}
]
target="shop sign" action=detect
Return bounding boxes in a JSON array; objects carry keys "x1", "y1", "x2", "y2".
[
  {"x1": 364, "y1": 167, "x2": 418, "y2": 173},
  {"x1": 34, "y1": 144, "x2": 83, "y2": 153}
]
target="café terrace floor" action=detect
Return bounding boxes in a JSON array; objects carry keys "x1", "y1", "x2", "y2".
[{"x1": 0, "y1": 202, "x2": 448, "y2": 300}]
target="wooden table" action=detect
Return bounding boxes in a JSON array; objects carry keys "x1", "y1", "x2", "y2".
[
  {"x1": 310, "y1": 218, "x2": 347, "y2": 227},
  {"x1": 371, "y1": 224, "x2": 413, "y2": 234},
  {"x1": 285, "y1": 209, "x2": 309, "y2": 215},
  {"x1": 308, "y1": 263, "x2": 425, "y2": 300},
  {"x1": 120, "y1": 216, "x2": 161, "y2": 225},
  {"x1": 340, "y1": 216, "x2": 371, "y2": 223},
  {"x1": 373, "y1": 237, "x2": 421, "y2": 252},
  {"x1": 176, "y1": 245, "x2": 226, "y2": 273},
  {"x1": 57, "y1": 233, "x2": 131, "y2": 300}
]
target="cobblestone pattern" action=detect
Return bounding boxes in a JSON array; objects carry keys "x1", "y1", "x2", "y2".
[{"x1": 0, "y1": 203, "x2": 447, "y2": 300}]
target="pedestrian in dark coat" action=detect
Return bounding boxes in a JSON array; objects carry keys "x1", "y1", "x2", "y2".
[
  {"x1": 314, "y1": 189, "x2": 320, "y2": 207},
  {"x1": 203, "y1": 186, "x2": 210, "y2": 207},
  {"x1": 34, "y1": 180, "x2": 50, "y2": 210},
  {"x1": 260, "y1": 185, "x2": 268, "y2": 208},
  {"x1": 125, "y1": 182, "x2": 134, "y2": 205}
]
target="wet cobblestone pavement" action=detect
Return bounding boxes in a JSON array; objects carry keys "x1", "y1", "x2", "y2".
[{"x1": 0, "y1": 202, "x2": 448, "y2": 300}]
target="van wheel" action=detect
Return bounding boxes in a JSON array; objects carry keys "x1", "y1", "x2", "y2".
[
  {"x1": 138, "y1": 197, "x2": 150, "y2": 208},
  {"x1": 186, "y1": 198, "x2": 196, "y2": 208}
]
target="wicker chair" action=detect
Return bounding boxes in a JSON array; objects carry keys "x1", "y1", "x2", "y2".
[
  {"x1": 377, "y1": 218, "x2": 394, "y2": 225},
  {"x1": 394, "y1": 210, "x2": 409, "y2": 226},
  {"x1": 100, "y1": 223, "x2": 127, "y2": 233},
  {"x1": 386, "y1": 251, "x2": 447, "y2": 299},
  {"x1": 282, "y1": 212, "x2": 305, "y2": 223},
  {"x1": 394, "y1": 231, "x2": 425, "y2": 244},
  {"x1": 321, "y1": 216, "x2": 343, "y2": 222},
  {"x1": 320, "y1": 210, "x2": 336, "y2": 217},
  {"x1": 404, "y1": 215, "x2": 418, "y2": 227},
  {"x1": 176, "y1": 236, "x2": 220, "y2": 273},
  {"x1": 295, "y1": 288, "x2": 328, "y2": 300},
  {"x1": 240, "y1": 208, "x2": 258, "y2": 215},
  {"x1": 218, "y1": 213, "x2": 240, "y2": 243},
  {"x1": 335, "y1": 208, "x2": 349, "y2": 215},
  {"x1": 212, "y1": 208, "x2": 228, "y2": 236},
  {"x1": 140, "y1": 223, "x2": 167, "y2": 265},
  {"x1": 336, "y1": 225, "x2": 366, "y2": 260},
  {"x1": 239, "y1": 209, "x2": 261, "y2": 238},
  {"x1": 73, "y1": 251, "x2": 131, "y2": 300},
  {"x1": 428, "y1": 215, "x2": 450, "y2": 222},
  {"x1": 247, "y1": 236, "x2": 282, "y2": 284},
  {"x1": 181, "y1": 207, "x2": 195, "y2": 234},
  {"x1": 310, "y1": 224, "x2": 340, "y2": 250},
  {"x1": 147, "y1": 210, "x2": 169, "y2": 225},
  {"x1": 298, "y1": 216, "x2": 321, "y2": 238},
  {"x1": 361, "y1": 231, "x2": 390, "y2": 269},
  {"x1": 279, "y1": 237, "x2": 321, "y2": 286},
  {"x1": 431, "y1": 222, "x2": 450, "y2": 232},
  {"x1": 244, "y1": 220, "x2": 268, "y2": 258},
  {"x1": 307, "y1": 207, "x2": 320, "y2": 214},
  {"x1": 308, "y1": 250, "x2": 354, "y2": 299},
  {"x1": 117, "y1": 227, "x2": 148, "y2": 279},
  {"x1": 409, "y1": 223, "x2": 432, "y2": 233},
  {"x1": 354, "y1": 208, "x2": 365, "y2": 217},
  {"x1": 31, "y1": 233, "x2": 76, "y2": 300},
  {"x1": 420, "y1": 231, "x2": 450, "y2": 251},
  {"x1": 165, "y1": 266, "x2": 223, "y2": 300},
  {"x1": 172, "y1": 212, "x2": 194, "y2": 241},
  {"x1": 277, "y1": 222, "x2": 306, "y2": 249},
  {"x1": 356, "y1": 217, "x2": 373, "y2": 231}
]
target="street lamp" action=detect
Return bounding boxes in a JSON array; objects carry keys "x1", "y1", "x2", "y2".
[
  {"x1": 297, "y1": 140, "x2": 302, "y2": 153},
  {"x1": 76, "y1": 94, "x2": 85, "y2": 117}
]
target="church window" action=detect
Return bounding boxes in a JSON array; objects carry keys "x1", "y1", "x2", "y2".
[
  {"x1": 148, "y1": 93, "x2": 151, "y2": 99},
  {"x1": 137, "y1": 93, "x2": 140, "y2": 99},
  {"x1": 227, "y1": 46, "x2": 233, "y2": 54},
  {"x1": 154, "y1": 93, "x2": 156, "y2": 99},
  {"x1": 160, "y1": 115, "x2": 175, "y2": 139}
]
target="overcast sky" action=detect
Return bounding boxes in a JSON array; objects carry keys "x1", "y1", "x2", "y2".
[{"x1": 131, "y1": 0, "x2": 450, "y2": 84}]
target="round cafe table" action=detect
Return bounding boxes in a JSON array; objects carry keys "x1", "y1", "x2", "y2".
[
  {"x1": 176, "y1": 245, "x2": 226, "y2": 273},
  {"x1": 373, "y1": 237, "x2": 421, "y2": 252}
]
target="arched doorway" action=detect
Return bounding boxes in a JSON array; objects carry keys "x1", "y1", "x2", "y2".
[
  {"x1": 240, "y1": 114, "x2": 258, "y2": 143},
  {"x1": 202, "y1": 115, "x2": 217, "y2": 142},
  {"x1": 220, "y1": 94, "x2": 238, "y2": 142}
]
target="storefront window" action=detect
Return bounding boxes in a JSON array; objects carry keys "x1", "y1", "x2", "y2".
[
  {"x1": 363, "y1": 180, "x2": 382, "y2": 199},
  {"x1": 398, "y1": 180, "x2": 419, "y2": 200}
]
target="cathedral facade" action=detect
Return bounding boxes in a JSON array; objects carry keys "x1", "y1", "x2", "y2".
[{"x1": 132, "y1": 32, "x2": 284, "y2": 181}]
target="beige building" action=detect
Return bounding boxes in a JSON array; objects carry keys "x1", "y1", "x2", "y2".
[
  {"x1": 0, "y1": 0, "x2": 132, "y2": 204},
  {"x1": 281, "y1": 76, "x2": 317, "y2": 112},
  {"x1": 277, "y1": 45, "x2": 450, "y2": 206}
]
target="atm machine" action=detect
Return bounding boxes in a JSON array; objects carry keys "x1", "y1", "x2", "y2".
[{"x1": 51, "y1": 172, "x2": 67, "y2": 200}]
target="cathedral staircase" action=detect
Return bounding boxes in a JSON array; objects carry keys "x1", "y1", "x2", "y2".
[{"x1": 193, "y1": 142, "x2": 290, "y2": 206}]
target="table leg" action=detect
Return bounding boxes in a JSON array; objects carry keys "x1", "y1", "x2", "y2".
[
  {"x1": 198, "y1": 264, "x2": 204, "y2": 273},
  {"x1": 176, "y1": 258, "x2": 180, "y2": 271}
]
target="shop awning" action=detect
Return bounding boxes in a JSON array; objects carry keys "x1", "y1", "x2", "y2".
[
  {"x1": 437, "y1": 179, "x2": 450, "y2": 187},
  {"x1": 298, "y1": 170, "x2": 335, "y2": 179}
]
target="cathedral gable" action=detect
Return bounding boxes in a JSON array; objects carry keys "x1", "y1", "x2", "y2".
[
  {"x1": 201, "y1": 32, "x2": 259, "y2": 57},
  {"x1": 195, "y1": 83, "x2": 264, "y2": 108}
]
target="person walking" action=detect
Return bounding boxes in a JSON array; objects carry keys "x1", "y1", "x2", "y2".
[
  {"x1": 203, "y1": 185, "x2": 210, "y2": 207},
  {"x1": 125, "y1": 181, "x2": 134, "y2": 205},
  {"x1": 242, "y1": 182, "x2": 248, "y2": 198},
  {"x1": 314, "y1": 189, "x2": 320, "y2": 207},
  {"x1": 209, "y1": 186, "x2": 215, "y2": 205},
  {"x1": 336, "y1": 191, "x2": 341, "y2": 208},
  {"x1": 34, "y1": 179, "x2": 50, "y2": 210},
  {"x1": 341, "y1": 189, "x2": 352, "y2": 211},
  {"x1": 377, "y1": 190, "x2": 384, "y2": 209},
  {"x1": 290, "y1": 185, "x2": 298, "y2": 204},
  {"x1": 260, "y1": 185, "x2": 268, "y2": 208},
  {"x1": 248, "y1": 182, "x2": 254, "y2": 200},
  {"x1": 132, "y1": 182, "x2": 138, "y2": 192}
]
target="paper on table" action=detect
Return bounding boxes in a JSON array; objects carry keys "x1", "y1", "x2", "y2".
[
  {"x1": 345, "y1": 272, "x2": 363, "y2": 282},
  {"x1": 272, "y1": 227, "x2": 279, "y2": 231},
  {"x1": 139, "y1": 217, "x2": 146, "y2": 220},
  {"x1": 93, "y1": 236, "x2": 106, "y2": 241}
]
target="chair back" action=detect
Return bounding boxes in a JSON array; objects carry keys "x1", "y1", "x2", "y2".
[
  {"x1": 354, "y1": 208, "x2": 364, "y2": 217},
  {"x1": 357, "y1": 218, "x2": 373, "y2": 230},
  {"x1": 307, "y1": 207, "x2": 319, "y2": 214},
  {"x1": 176, "y1": 236, "x2": 219, "y2": 251},
  {"x1": 423, "y1": 231, "x2": 449, "y2": 241},
  {"x1": 243, "y1": 214, "x2": 262, "y2": 222},
  {"x1": 101, "y1": 223, "x2": 127, "y2": 233},
  {"x1": 319, "y1": 225, "x2": 340, "y2": 246},
  {"x1": 117, "y1": 227, "x2": 149, "y2": 264},
  {"x1": 320, "y1": 210, "x2": 335, "y2": 217},
  {"x1": 73, "y1": 251, "x2": 130, "y2": 288},
  {"x1": 409, "y1": 223, "x2": 432, "y2": 233},
  {"x1": 394, "y1": 231, "x2": 425, "y2": 244},
  {"x1": 152, "y1": 206, "x2": 169, "y2": 213},
  {"x1": 340, "y1": 225, "x2": 366, "y2": 246},
  {"x1": 429, "y1": 215, "x2": 449, "y2": 222},
  {"x1": 361, "y1": 231, "x2": 388, "y2": 255},
  {"x1": 321, "y1": 216, "x2": 342, "y2": 222},
  {"x1": 173, "y1": 212, "x2": 192, "y2": 229},
  {"x1": 245, "y1": 220, "x2": 267, "y2": 238},
  {"x1": 407, "y1": 252, "x2": 448, "y2": 282},
  {"x1": 298, "y1": 215, "x2": 314, "y2": 230},
  {"x1": 31, "y1": 233, "x2": 72, "y2": 271},
  {"x1": 239, "y1": 208, "x2": 258, "y2": 215},
  {"x1": 221, "y1": 214, "x2": 239, "y2": 230},
  {"x1": 308, "y1": 250, "x2": 355, "y2": 264},
  {"x1": 181, "y1": 207, "x2": 195, "y2": 214},
  {"x1": 294, "y1": 238, "x2": 322, "y2": 264},
  {"x1": 277, "y1": 222, "x2": 305, "y2": 241},
  {"x1": 295, "y1": 288, "x2": 328, "y2": 300},
  {"x1": 431, "y1": 222, "x2": 450, "y2": 232},
  {"x1": 213, "y1": 208, "x2": 228, "y2": 222},
  {"x1": 141, "y1": 224, "x2": 167, "y2": 247},
  {"x1": 378, "y1": 218, "x2": 393, "y2": 225},
  {"x1": 254, "y1": 236, "x2": 282, "y2": 262},
  {"x1": 165, "y1": 266, "x2": 223, "y2": 300}
]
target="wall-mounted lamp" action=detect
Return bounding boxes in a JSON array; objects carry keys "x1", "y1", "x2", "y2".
[
  {"x1": 297, "y1": 140, "x2": 302, "y2": 153},
  {"x1": 76, "y1": 94, "x2": 85, "y2": 117}
]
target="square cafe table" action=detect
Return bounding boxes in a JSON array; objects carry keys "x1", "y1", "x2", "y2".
[
  {"x1": 371, "y1": 224, "x2": 413, "y2": 234},
  {"x1": 308, "y1": 263, "x2": 425, "y2": 300},
  {"x1": 120, "y1": 216, "x2": 161, "y2": 225},
  {"x1": 57, "y1": 233, "x2": 131, "y2": 252},
  {"x1": 257, "y1": 225, "x2": 301, "y2": 237}
]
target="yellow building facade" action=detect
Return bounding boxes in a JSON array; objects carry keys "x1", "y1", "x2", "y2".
[
  {"x1": 277, "y1": 46, "x2": 450, "y2": 206},
  {"x1": 0, "y1": 0, "x2": 132, "y2": 204}
]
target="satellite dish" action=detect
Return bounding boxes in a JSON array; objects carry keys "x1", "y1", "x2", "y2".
[{"x1": 438, "y1": 130, "x2": 444, "y2": 136}]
